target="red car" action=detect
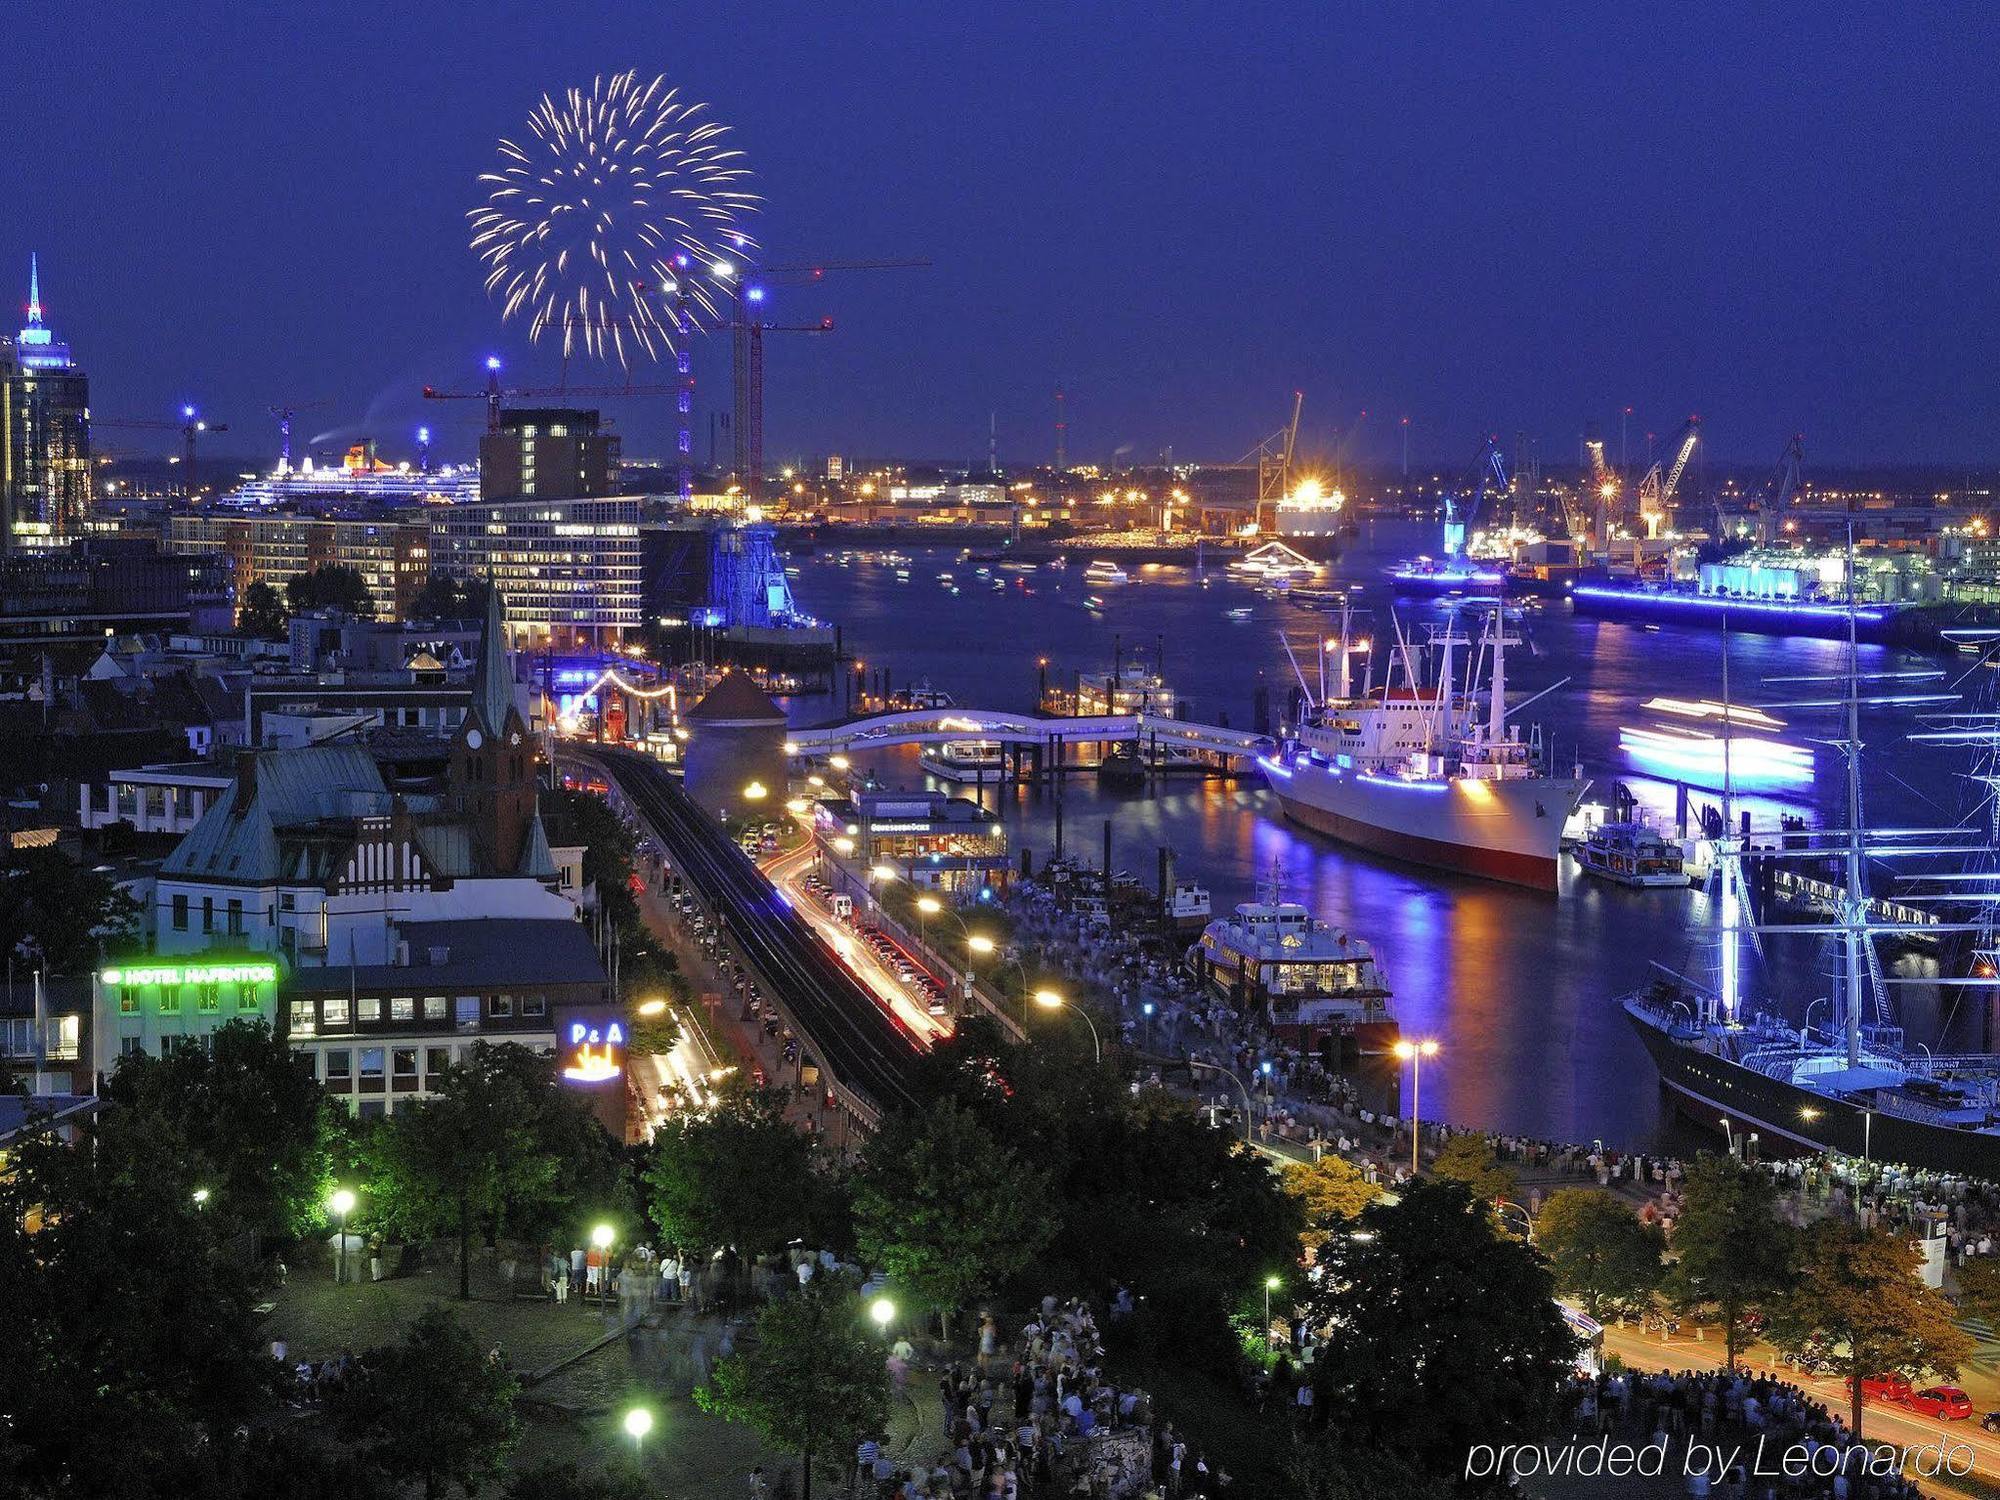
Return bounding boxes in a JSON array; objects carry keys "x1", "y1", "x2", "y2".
[
  {"x1": 1907, "y1": 1387, "x2": 1973, "y2": 1421},
  {"x1": 1861, "y1": 1373, "x2": 1914, "y2": 1405}
]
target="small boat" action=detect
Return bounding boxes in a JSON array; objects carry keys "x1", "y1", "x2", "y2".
[
  {"x1": 1097, "y1": 743, "x2": 1146, "y2": 789},
  {"x1": 1575, "y1": 822, "x2": 1687, "y2": 888},
  {"x1": 1084, "y1": 560, "x2": 1130, "y2": 585},
  {"x1": 1168, "y1": 881, "x2": 1212, "y2": 932}
]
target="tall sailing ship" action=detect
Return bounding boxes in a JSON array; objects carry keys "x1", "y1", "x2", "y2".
[
  {"x1": 1259, "y1": 603, "x2": 1586, "y2": 890},
  {"x1": 1622, "y1": 612, "x2": 2000, "y2": 1177}
]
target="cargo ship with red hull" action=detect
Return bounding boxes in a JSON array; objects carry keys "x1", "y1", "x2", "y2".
[{"x1": 1258, "y1": 604, "x2": 1586, "y2": 892}]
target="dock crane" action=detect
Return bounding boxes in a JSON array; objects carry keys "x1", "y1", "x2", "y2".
[
  {"x1": 727, "y1": 259, "x2": 929, "y2": 495},
  {"x1": 1241, "y1": 390, "x2": 1304, "y2": 534},
  {"x1": 1443, "y1": 435, "x2": 1509, "y2": 561},
  {"x1": 1754, "y1": 433, "x2": 1806, "y2": 544},
  {"x1": 94, "y1": 408, "x2": 229, "y2": 502},
  {"x1": 1635, "y1": 415, "x2": 1700, "y2": 538}
]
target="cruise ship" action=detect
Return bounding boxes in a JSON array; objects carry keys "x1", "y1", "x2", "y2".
[
  {"x1": 1259, "y1": 605, "x2": 1586, "y2": 890},
  {"x1": 218, "y1": 444, "x2": 480, "y2": 510}
]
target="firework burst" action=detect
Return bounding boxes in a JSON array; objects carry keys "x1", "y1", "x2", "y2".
[{"x1": 469, "y1": 71, "x2": 759, "y2": 366}]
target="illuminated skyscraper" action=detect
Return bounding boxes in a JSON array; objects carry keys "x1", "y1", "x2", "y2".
[{"x1": 0, "y1": 255, "x2": 91, "y2": 548}]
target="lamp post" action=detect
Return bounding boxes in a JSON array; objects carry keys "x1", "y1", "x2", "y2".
[
  {"x1": 869, "y1": 1295, "x2": 896, "y2": 1335},
  {"x1": 1392, "y1": 1039, "x2": 1440, "y2": 1177},
  {"x1": 1719, "y1": 1116, "x2": 1736, "y2": 1155},
  {"x1": 917, "y1": 895, "x2": 940, "y2": 950},
  {"x1": 965, "y1": 933, "x2": 995, "y2": 1010},
  {"x1": 592, "y1": 1222, "x2": 615, "y2": 1312},
  {"x1": 1190, "y1": 1058, "x2": 1254, "y2": 1146},
  {"x1": 1033, "y1": 989, "x2": 1099, "y2": 1062},
  {"x1": 623, "y1": 1406, "x2": 653, "y2": 1463},
  {"x1": 330, "y1": 1188, "x2": 356, "y2": 1285},
  {"x1": 192, "y1": 1187, "x2": 211, "y2": 1209},
  {"x1": 1263, "y1": 1274, "x2": 1281, "y2": 1340}
]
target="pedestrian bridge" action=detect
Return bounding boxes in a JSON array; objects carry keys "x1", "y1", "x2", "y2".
[{"x1": 785, "y1": 708, "x2": 1272, "y2": 762}]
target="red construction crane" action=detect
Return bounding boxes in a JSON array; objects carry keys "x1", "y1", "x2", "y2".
[
  {"x1": 95, "y1": 409, "x2": 229, "y2": 502},
  {"x1": 729, "y1": 260, "x2": 929, "y2": 495}
]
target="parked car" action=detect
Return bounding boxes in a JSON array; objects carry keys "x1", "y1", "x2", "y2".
[
  {"x1": 1861, "y1": 1373, "x2": 1914, "y2": 1406},
  {"x1": 1908, "y1": 1387, "x2": 1973, "y2": 1421}
]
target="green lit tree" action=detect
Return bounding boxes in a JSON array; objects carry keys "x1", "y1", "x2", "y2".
[
  {"x1": 1534, "y1": 1188, "x2": 1666, "y2": 1321},
  {"x1": 853, "y1": 1098, "x2": 1050, "y2": 1337},
  {"x1": 697, "y1": 1275, "x2": 890, "y2": 1500},
  {"x1": 645, "y1": 1085, "x2": 816, "y2": 1263},
  {"x1": 1661, "y1": 1152, "x2": 1795, "y2": 1372}
]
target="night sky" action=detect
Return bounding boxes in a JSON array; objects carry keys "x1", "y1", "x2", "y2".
[{"x1": 9, "y1": 4, "x2": 1998, "y2": 471}]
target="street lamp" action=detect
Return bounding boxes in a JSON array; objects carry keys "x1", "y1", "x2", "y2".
[
  {"x1": 623, "y1": 1406, "x2": 653, "y2": 1461},
  {"x1": 1033, "y1": 989, "x2": 1099, "y2": 1062},
  {"x1": 1263, "y1": 1274, "x2": 1282, "y2": 1337},
  {"x1": 637, "y1": 998, "x2": 668, "y2": 1017},
  {"x1": 1190, "y1": 1058, "x2": 1254, "y2": 1146},
  {"x1": 1719, "y1": 1116, "x2": 1736, "y2": 1155},
  {"x1": 192, "y1": 1187, "x2": 211, "y2": 1208},
  {"x1": 916, "y1": 895, "x2": 940, "y2": 949},
  {"x1": 592, "y1": 1223, "x2": 615, "y2": 1312},
  {"x1": 1392, "y1": 1039, "x2": 1440, "y2": 1177},
  {"x1": 869, "y1": 1295, "x2": 896, "y2": 1334},
  {"x1": 330, "y1": 1188, "x2": 357, "y2": 1285},
  {"x1": 742, "y1": 781, "x2": 768, "y2": 802}
]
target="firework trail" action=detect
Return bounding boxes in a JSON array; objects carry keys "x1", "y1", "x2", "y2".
[{"x1": 469, "y1": 71, "x2": 759, "y2": 365}]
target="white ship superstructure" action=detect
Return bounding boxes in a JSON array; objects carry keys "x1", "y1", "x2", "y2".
[{"x1": 1260, "y1": 605, "x2": 1585, "y2": 890}]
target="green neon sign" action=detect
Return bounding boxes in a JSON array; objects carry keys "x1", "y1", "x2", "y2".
[{"x1": 100, "y1": 961, "x2": 279, "y2": 987}]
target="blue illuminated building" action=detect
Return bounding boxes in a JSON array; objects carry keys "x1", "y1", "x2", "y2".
[{"x1": 1, "y1": 254, "x2": 92, "y2": 546}]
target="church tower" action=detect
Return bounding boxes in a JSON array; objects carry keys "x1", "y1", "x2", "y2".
[{"x1": 447, "y1": 584, "x2": 539, "y2": 874}]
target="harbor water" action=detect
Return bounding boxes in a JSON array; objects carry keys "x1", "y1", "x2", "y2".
[{"x1": 777, "y1": 521, "x2": 1991, "y2": 1152}]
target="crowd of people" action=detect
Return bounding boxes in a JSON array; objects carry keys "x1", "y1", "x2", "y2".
[
  {"x1": 850, "y1": 1295, "x2": 1198, "y2": 1499},
  {"x1": 1569, "y1": 1366, "x2": 1944, "y2": 1499}
]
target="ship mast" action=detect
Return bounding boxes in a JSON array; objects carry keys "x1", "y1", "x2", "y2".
[
  {"x1": 1717, "y1": 617, "x2": 1740, "y2": 1026},
  {"x1": 1840, "y1": 521, "x2": 1867, "y2": 1069}
]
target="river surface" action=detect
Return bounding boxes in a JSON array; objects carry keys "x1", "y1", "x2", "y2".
[{"x1": 773, "y1": 520, "x2": 1994, "y2": 1152}]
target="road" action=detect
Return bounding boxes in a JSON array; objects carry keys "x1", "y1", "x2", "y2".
[
  {"x1": 760, "y1": 841, "x2": 956, "y2": 1047},
  {"x1": 582, "y1": 747, "x2": 925, "y2": 1122},
  {"x1": 1601, "y1": 1322, "x2": 2000, "y2": 1484}
]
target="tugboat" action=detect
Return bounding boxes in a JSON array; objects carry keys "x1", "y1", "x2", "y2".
[
  {"x1": 1187, "y1": 865, "x2": 1397, "y2": 1054},
  {"x1": 1097, "y1": 742, "x2": 1146, "y2": 789}
]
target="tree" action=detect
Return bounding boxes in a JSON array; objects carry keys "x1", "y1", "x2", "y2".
[
  {"x1": 502, "y1": 1464, "x2": 649, "y2": 1500},
  {"x1": 363, "y1": 1043, "x2": 563, "y2": 1298},
  {"x1": 1956, "y1": 1254, "x2": 2000, "y2": 1329},
  {"x1": 287, "y1": 563, "x2": 374, "y2": 619},
  {"x1": 0, "y1": 847, "x2": 141, "y2": 974},
  {"x1": 237, "y1": 579, "x2": 290, "y2": 638},
  {"x1": 329, "y1": 1303, "x2": 520, "y2": 1500},
  {"x1": 1283, "y1": 1155, "x2": 1381, "y2": 1253},
  {"x1": 646, "y1": 1085, "x2": 816, "y2": 1262},
  {"x1": 1305, "y1": 1178, "x2": 1576, "y2": 1482},
  {"x1": 1429, "y1": 1134, "x2": 1517, "y2": 1203},
  {"x1": 0, "y1": 1107, "x2": 278, "y2": 1496},
  {"x1": 103, "y1": 1017, "x2": 340, "y2": 1241},
  {"x1": 1662, "y1": 1153, "x2": 1795, "y2": 1372},
  {"x1": 697, "y1": 1275, "x2": 890, "y2": 1500},
  {"x1": 1766, "y1": 1220, "x2": 1973, "y2": 1441},
  {"x1": 410, "y1": 571, "x2": 492, "y2": 624},
  {"x1": 853, "y1": 1099, "x2": 1052, "y2": 1337},
  {"x1": 1534, "y1": 1188, "x2": 1666, "y2": 1320}
]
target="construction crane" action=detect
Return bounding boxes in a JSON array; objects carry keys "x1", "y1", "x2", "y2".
[
  {"x1": 728, "y1": 260, "x2": 930, "y2": 495},
  {"x1": 1580, "y1": 432, "x2": 1619, "y2": 544},
  {"x1": 1240, "y1": 391, "x2": 1304, "y2": 534},
  {"x1": 1635, "y1": 415, "x2": 1700, "y2": 539},
  {"x1": 95, "y1": 408, "x2": 229, "y2": 502},
  {"x1": 422, "y1": 366, "x2": 679, "y2": 432},
  {"x1": 267, "y1": 400, "x2": 333, "y2": 469}
]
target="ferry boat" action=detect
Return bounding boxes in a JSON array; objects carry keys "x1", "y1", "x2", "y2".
[
  {"x1": 1260, "y1": 603, "x2": 1586, "y2": 890},
  {"x1": 1388, "y1": 437, "x2": 1514, "y2": 595},
  {"x1": 1621, "y1": 618, "x2": 2000, "y2": 1177},
  {"x1": 918, "y1": 739, "x2": 1004, "y2": 784},
  {"x1": 1575, "y1": 821, "x2": 1687, "y2": 888},
  {"x1": 1084, "y1": 560, "x2": 1130, "y2": 585},
  {"x1": 1187, "y1": 874, "x2": 1397, "y2": 1051}
]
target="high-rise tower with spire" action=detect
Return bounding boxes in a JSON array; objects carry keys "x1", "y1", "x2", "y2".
[{"x1": 2, "y1": 254, "x2": 90, "y2": 547}]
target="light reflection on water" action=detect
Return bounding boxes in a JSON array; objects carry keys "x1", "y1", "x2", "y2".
[{"x1": 775, "y1": 521, "x2": 1985, "y2": 1151}]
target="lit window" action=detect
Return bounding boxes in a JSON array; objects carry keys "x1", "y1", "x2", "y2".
[
  {"x1": 359, "y1": 997, "x2": 382, "y2": 1024},
  {"x1": 390, "y1": 997, "x2": 414, "y2": 1022},
  {"x1": 289, "y1": 1002, "x2": 315, "y2": 1037},
  {"x1": 323, "y1": 996, "x2": 350, "y2": 1028}
]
